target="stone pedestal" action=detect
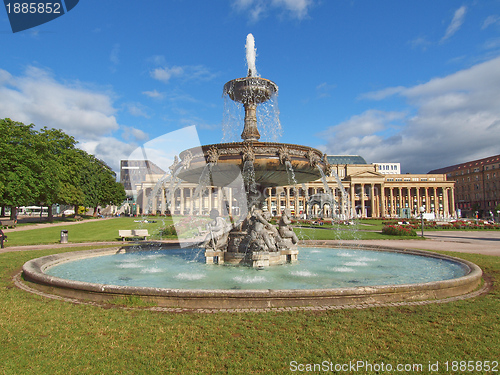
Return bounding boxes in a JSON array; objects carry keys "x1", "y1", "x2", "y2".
[
  {"x1": 252, "y1": 251, "x2": 270, "y2": 268},
  {"x1": 280, "y1": 248, "x2": 299, "y2": 263},
  {"x1": 205, "y1": 250, "x2": 225, "y2": 264}
]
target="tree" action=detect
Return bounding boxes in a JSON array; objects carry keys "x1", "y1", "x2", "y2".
[
  {"x1": 77, "y1": 153, "x2": 125, "y2": 216},
  {"x1": 0, "y1": 118, "x2": 125, "y2": 220},
  {"x1": 0, "y1": 119, "x2": 39, "y2": 219}
]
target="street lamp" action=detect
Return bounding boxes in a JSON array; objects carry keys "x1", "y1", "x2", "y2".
[{"x1": 419, "y1": 206, "x2": 425, "y2": 237}]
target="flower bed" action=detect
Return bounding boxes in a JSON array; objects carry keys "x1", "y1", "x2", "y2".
[{"x1": 382, "y1": 225, "x2": 417, "y2": 237}]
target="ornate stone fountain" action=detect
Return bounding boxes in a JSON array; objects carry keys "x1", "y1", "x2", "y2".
[{"x1": 175, "y1": 34, "x2": 329, "y2": 267}]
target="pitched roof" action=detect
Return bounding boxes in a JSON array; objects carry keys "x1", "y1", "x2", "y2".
[{"x1": 327, "y1": 155, "x2": 368, "y2": 165}]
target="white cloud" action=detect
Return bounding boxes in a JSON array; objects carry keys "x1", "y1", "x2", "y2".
[
  {"x1": 441, "y1": 6, "x2": 467, "y2": 43},
  {"x1": 125, "y1": 102, "x2": 150, "y2": 118},
  {"x1": 316, "y1": 82, "x2": 336, "y2": 98},
  {"x1": 150, "y1": 65, "x2": 215, "y2": 84},
  {"x1": 151, "y1": 66, "x2": 184, "y2": 83},
  {"x1": 0, "y1": 66, "x2": 119, "y2": 139},
  {"x1": 0, "y1": 65, "x2": 146, "y2": 174},
  {"x1": 142, "y1": 89, "x2": 164, "y2": 99},
  {"x1": 482, "y1": 15, "x2": 500, "y2": 30},
  {"x1": 80, "y1": 137, "x2": 138, "y2": 173},
  {"x1": 321, "y1": 56, "x2": 500, "y2": 173},
  {"x1": 122, "y1": 126, "x2": 149, "y2": 142},
  {"x1": 232, "y1": 0, "x2": 313, "y2": 22},
  {"x1": 110, "y1": 43, "x2": 120, "y2": 65},
  {"x1": 359, "y1": 86, "x2": 405, "y2": 101}
]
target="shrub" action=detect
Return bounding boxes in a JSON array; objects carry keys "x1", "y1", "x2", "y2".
[{"x1": 160, "y1": 225, "x2": 177, "y2": 236}]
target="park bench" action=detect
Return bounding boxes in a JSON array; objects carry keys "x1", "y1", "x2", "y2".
[
  {"x1": 0, "y1": 220, "x2": 16, "y2": 229},
  {"x1": 118, "y1": 229, "x2": 150, "y2": 241}
]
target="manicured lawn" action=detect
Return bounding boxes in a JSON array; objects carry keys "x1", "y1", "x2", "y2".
[
  {"x1": 5, "y1": 217, "x2": 421, "y2": 246},
  {"x1": 0, "y1": 245, "x2": 498, "y2": 374},
  {"x1": 4, "y1": 217, "x2": 176, "y2": 246}
]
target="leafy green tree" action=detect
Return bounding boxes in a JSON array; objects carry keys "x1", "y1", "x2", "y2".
[
  {"x1": 77, "y1": 153, "x2": 125, "y2": 216},
  {"x1": 0, "y1": 118, "x2": 125, "y2": 220},
  {"x1": 0, "y1": 119, "x2": 39, "y2": 219}
]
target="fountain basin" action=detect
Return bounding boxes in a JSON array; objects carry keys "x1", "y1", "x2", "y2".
[
  {"x1": 21, "y1": 244, "x2": 482, "y2": 309},
  {"x1": 176, "y1": 142, "x2": 327, "y2": 187},
  {"x1": 223, "y1": 77, "x2": 278, "y2": 104}
]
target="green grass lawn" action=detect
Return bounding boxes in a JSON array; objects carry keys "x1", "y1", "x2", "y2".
[
  {"x1": 4, "y1": 217, "x2": 177, "y2": 246},
  {"x1": 0, "y1": 245, "x2": 498, "y2": 374},
  {"x1": 4, "y1": 217, "x2": 420, "y2": 247}
]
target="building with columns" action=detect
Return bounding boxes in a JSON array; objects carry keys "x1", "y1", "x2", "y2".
[{"x1": 130, "y1": 156, "x2": 456, "y2": 220}]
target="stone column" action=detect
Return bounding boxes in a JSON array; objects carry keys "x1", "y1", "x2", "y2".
[
  {"x1": 425, "y1": 188, "x2": 429, "y2": 213},
  {"x1": 180, "y1": 188, "x2": 185, "y2": 215},
  {"x1": 416, "y1": 187, "x2": 420, "y2": 215},
  {"x1": 380, "y1": 185, "x2": 386, "y2": 218},
  {"x1": 450, "y1": 188, "x2": 456, "y2": 217},
  {"x1": 350, "y1": 184, "x2": 356, "y2": 218},
  {"x1": 443, "y1": 187, "x2": 449, "y2": 218},
  {"x1": 370, "y1": 184, "x2": 376, "y2": 218},
  {"x1": 398, "y1": 187, "x2": 402, "y2": 217},
  {"x1": 161, "y1": 187, "x2": 166, "y2": 214},
  {"x1": 434, "y1": 187, "x2": 439, "y2": 218},
  {"x1": 360, "y1": 183, "x2": 365, "y2": 218},
  {"x1": 389, "y1": 187, "x2": 394, "y2": 217}
]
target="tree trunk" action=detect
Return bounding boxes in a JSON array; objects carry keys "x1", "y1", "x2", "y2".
[
  {"x1": 48, "y1": 205, "x2": 53, "y2": 222},
  {"x1": 10, "y1": 206, "x2": 17, "y2": 222}
]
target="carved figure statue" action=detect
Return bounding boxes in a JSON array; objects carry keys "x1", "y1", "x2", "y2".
[
  {"x1": 204, "y1": 209, "x2": 230, "y2": 250},
  {"x1": 278, "y1": 209, "x2": 298, "y2": 244}
]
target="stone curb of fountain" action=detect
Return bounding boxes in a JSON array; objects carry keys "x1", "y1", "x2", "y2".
[{"x1": 12, "y1": 270, "x2": 492, "y2": 314}]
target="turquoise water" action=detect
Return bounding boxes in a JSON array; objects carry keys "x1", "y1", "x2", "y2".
[{"x1": 45, "y1": 247, "x2": 468, "y2": 290}]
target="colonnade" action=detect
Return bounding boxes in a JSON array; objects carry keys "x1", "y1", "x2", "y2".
[
  {"x1": 348, "y1": 183, "x2": 455, "y2": 219},
  {"x1": 139, "y1": 176, "x2": 456, "y2": 219}
]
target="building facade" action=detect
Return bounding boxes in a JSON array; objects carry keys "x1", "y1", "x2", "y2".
[
  {"x1": 132, "y1": 156, "x2": 456, "y2": 220},
  {"x1": 429, "y1": 154, "x2": 500, "y2": 218}
]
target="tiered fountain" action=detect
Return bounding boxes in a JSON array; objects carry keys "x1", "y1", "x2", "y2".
[
  {"x1": 175, "y1": 34, "x2": 328, "y2": 267},
  {"x1": 20, "y1": 35, "x2": 482, "y2": 310}
]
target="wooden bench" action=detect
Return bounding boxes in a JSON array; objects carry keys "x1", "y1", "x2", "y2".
[
  {"x1": 118, "y1": 229, "x2": 150, "y2": 241},
  {"x1": 0, "y1": 220, "x2": 16, "y2": 229}
]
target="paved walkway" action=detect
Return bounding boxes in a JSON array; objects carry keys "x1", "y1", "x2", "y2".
[{"x1": 317, "y1": 230, "x2": 500, "y2": 257}]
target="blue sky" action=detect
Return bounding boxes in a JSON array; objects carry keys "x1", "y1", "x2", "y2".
[{"x1": 1, "y1": 0, "x2": 500, "y2": 174}]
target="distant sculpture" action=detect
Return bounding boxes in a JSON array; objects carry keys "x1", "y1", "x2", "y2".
[
  {"x1": 204, "y1": 209, "x2": 230, "y2": 251},
  {"x1": 242, "y1": 208, "x2": 276, "y2": 252},
  {"x1": 278, "y1": 209, "x2": 298, "y2": 245}
]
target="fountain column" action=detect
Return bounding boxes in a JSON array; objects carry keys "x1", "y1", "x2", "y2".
[{"x1": 241, "y1": 103, "x2": 260, "y2": 141}]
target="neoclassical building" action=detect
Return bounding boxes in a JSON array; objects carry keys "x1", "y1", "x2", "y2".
[
  {"x1": 429, "y1": 154, "x2": 500, "y2": 218},
  {"x1": 129, "y1": 156, "x2": 455, "y2": 219}
]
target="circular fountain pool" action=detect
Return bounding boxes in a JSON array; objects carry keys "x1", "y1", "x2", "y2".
[{"x1": 22, "y1": 244, "x2": 482, "y2": 309}]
